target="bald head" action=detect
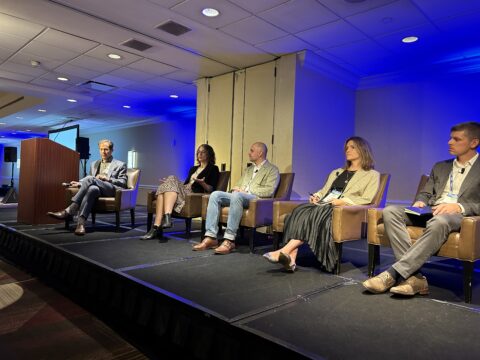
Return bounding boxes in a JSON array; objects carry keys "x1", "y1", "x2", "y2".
[{"x1": 249, "y1": 142, "x2": 268, "y2": 165}]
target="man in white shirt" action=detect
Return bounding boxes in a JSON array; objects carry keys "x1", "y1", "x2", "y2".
[
  {"x1": 364, "y1": 122, "x2": 480, "y2": 296},
  {"x1": 194, "y1": 142, "x2": 280, "y2": 254}
]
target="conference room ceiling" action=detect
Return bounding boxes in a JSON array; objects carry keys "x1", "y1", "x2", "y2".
[{"x1": 1, "y1": 0, "x2": 480, "y2": 143}]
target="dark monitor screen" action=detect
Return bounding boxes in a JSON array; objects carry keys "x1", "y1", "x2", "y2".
[{"x1": 48, "y1": 125, "x2": 79, "y2": 151}]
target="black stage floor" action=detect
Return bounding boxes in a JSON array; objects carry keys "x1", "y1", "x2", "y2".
[{"x1": 1, "y1": 206, "x2": 480, "y2": 359}]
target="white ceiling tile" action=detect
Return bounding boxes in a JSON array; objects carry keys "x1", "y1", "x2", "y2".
[
  {"x1": 220, "y1": 16, "x2": 288, "y2": 45},
  {"x1": 141, "y1": 0, "x2": 184, "y2": 8},
  {"x1": 0, "y1": 69, "x2": 36, "y2": 82},
  {"x1": 374, "y1": 23, "x2": 441, "y2": 53},
  {"x1": 258, "y1": 0, "x2": 338, "y2": 34},
  {"x1": 227, "y1": 0, "x2": 289, "y2": 13},
  {"x1": 297, "y1": 20, "x2": 367, "y2": 49},
  {"x1": 93, "y1": 74, "x2": 136, "y2": 87},
  {"x1": 412, "y1": 0, "x2": 480, "y2": 20},
  {"x1": 0, "y1": 32, "x2": 32, "y2": 53},
  {"x1": 108, "y1": 67, "x2": 157, "y2": 82},
  {"x1": 127, "y1": 58, "x2": 177, "y2": 75},
  {"x1": 30, "y1": 78, "x2": 71, "y2": 90},
  {"x1": 85, "y1": 45, "x2": 142, "y2": 65},
  {"x1": 35, "y1": 28, "x2": 98, "y2": 53},
  {"x1": 346, "y1": 0, "x2": 429, "y2": 37},
  {"x1": 163, "y1": 70, "x2": 199, "y2": 83},
  {"x1": 55, "y1": 63, "x2": 102, "y2": 79},
  {"x1": 0, "y1": 47, "x2": 16, "y2": 61},
  {"x1": 39, "y1": 72, "x2": 87, "y2": 85},
  {"x1": 0, "y1": 12, "x2": 46, "y2": 38},
  {"x1": 318, "y1": 0, "x2": 397, "y2": 17},
  {"x1": 171, "y1": 0, "x2": 251, "y2": 29},
  {"x1": 0, "y1": 61, "x2": 47, "y2": 77},
  {"x1": 20, "y1": 41, "x2": 81, "y2": 61},
  {"x1": 256, "y1": 35, "x2": 316, "y2": 55},
  {"x1": 108, "y1": 88, "x2": 148, "y2": 99},
  {"x1": 69, "y1": 55, "x2": 122, "y2": 73},
  {"x1": 144, "y1": 76, "x2": 185, "y2": 89}
]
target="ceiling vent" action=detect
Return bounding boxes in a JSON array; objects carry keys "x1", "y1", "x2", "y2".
[
  {"x1": 79, "y1": 81, "x2": 116, "y2": 92},
  {"x1": 156, "y1": 20, "x2": 191, "y2": 36},
  {"x1": 121, "y1": 39, "x2": 153, "y2": 51}
]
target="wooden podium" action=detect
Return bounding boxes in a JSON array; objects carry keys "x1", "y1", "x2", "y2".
[{"x1": 18, "y1": 138, "x2": 79, "y2": 224}]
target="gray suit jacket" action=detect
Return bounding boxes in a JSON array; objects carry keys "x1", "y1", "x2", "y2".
[
  {"x1": 82, "y1": 158, "x2": 128, "y2": 189},
  {"x1": 416, "y1": 158, "x2": 480, "y2": 216},
  {"x1": 235, "y1": 160, "x2": 280, "y2": 198}
]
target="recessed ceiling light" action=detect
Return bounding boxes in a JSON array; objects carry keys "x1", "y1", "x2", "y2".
[
  {"x1": 169, "y1": 94, "x2": 179, "y2": 99},
  {"x1": 202, "y1": 8, "x2": 220, "y2": 17},
  {"x1": 402, "y1": 36, "x2": 419, "y2": 43},
  {"x1": 57, "y1": 76, "x2": 69, "y2": 82},
  {"x1": 15, "y1": 116, "x2": 22, "y2": 119},
  {"x1": 12, "y1": 132, "x2": 17, "y2": 135},
  {"x1": 0, "y1": 122, "x2": 6, "y2": 125},
  {"x1": 67, "y1": 99, "x2": 77, "y2": 103},
  {"x1": 38, "y1": 109, "x2": 46, "y2": 112},
  {"x1": 108, "y1": 53, "x2": 122, "y2": 60},
  {"x1": 123, "y1": 105, "x2": 131, "y2": 109},
  {"x1": 26, "y1": 129, "x2": 31, "y2": 132}
]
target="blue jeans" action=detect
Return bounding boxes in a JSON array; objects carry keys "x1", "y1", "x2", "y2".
[{"x1": 205, "y1": 191, "x2": 257, "y2": 241}]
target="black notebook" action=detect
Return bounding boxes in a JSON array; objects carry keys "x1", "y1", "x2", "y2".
[{"x1": 404, "y1": 206, "x2": 432, "y2": 216}]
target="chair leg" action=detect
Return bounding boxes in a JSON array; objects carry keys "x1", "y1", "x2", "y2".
[
  {"x1": 147, "y1": 213, "x2": 153, "y2": 231},
  {"x1": 65, "y1": 218, "x2": 70, "y2": 230},
  {"x1": 130, "y1": 208, "x2": 135, "y2": 228},
  {"x1": 201, "y1": 220, "x2": 206, "y2": 237},
  {"x1": 240, "y1": 226, "x2": 245, "y2": 240},
  {"x1": 273, "y1": 231, "x2": 282, "y2": 250},
  {"x1": 115, "y1": 212, "x2": 120, "y2": 231},
  {"x1": 249, "y1": 227, "x2": 255, "y2": 253},
  {"x1": 335, "y1": 242, "x2": 343, "y2": 275},
  {"x1": 185, "y1": 218, "x2": 192, "y2": 238},
  {"x1": 368, "y1": 244, "x2": 380, "y2": 277},
  {"x1": 91, "y1": 212, "x2": 96, "y2": 225},
  {"x1": 463, "y1": 261, "x2": 474, "y2": 303}
]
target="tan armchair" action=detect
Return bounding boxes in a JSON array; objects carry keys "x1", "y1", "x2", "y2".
[
  {"x1": 272, "y1": 173, "x2": 391, "y2": 274},
  {"x1": 201, "y1": 173, "x2": 295, "y2": 252},
  {"x1": 65, "y1": 168, "x2": 141, "y2": 230},
  {"x1": 146, "y1": 171, "x2": 231, "y2": 237},
  {"x1": 367, "y1": 175, "x2": 480, "y2": 303}
]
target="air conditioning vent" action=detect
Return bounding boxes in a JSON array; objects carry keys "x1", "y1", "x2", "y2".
[
  {"x1": 121, "y1": 39, "x2": 153, "y2": 51},
  {"x1": 156, "y1": 20, "x2": 191, "y2": 36},
  {"x1": 79, "y1": 81, "x2": 116, "y2": 92}
]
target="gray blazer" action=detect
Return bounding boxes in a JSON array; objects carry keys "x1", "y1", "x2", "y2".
[
  {"x1": 235, "y1": 160, "x2": 280, "y2": 198},
  {"x1": 82, "y1": 158, "x2": 128, "y2": 189},
  {"x1": 416, "y1": 158, "x2": 480, "y2": 216}
]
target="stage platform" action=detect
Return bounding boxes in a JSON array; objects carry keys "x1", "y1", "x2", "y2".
[{"x1": 1, "y1": 206, "x2": 480, "y2": 359}]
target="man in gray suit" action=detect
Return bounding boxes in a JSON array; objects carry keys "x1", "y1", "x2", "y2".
[
  {"x1": 193, "y1": 142, "x2": 280, "y2": 254},
  {"x1": 364, "y1": 122, "x2": 480, "y2": 296},
  {"x1": 48, "y1": 139, "x2": 127, "y2": 235}
]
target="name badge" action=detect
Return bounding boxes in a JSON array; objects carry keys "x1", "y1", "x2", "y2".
[
  {"x1": 444, "y1": 192, "x2": 458, "y2": 203},
  {"x1": 322, "y1": 190, "x2": 342, "y2": 203}
]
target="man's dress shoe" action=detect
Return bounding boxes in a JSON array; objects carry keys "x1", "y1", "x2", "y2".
[
  {"x1": 47, "y1": 210, "x2": 72, "y2": 221},
  {"x1": 214, "y1": 240, "x2": 235, "y2": 254},
  {"x1": 74, "y1": 223, "x2": 86, "y2": 236},
  {"x1": 192, "y1": 238, "x2": 218, "y2": 251}
]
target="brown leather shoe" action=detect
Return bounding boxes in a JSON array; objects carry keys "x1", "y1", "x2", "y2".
[
  {"x1": 214, "y1": 240, "x2": 235, "y2": 255},
  {"x1": 47, "y1": 210, "x2": 72, "y2": 221},
  {"x1": 74, "y1": 223, "x2": 86, "y2": 236},
  {"x1": 390, "y1": 276, "x2": 429, "y2": 296},
  {"x1": 192, "y1": 237, "x2": 218, "y2": 251},
  {"x1": 362, "y1": 271, "x2": 396, "y2": 294}
]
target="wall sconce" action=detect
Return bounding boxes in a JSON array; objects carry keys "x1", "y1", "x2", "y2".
[{"x1": 127, "y1": 150, "x2": 138, "y2": 168}]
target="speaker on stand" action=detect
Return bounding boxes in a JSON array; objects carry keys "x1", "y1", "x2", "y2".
[
  {"x1": 2, "y1": 146, "x2": 18, "y2": 204},
  {"x1": 76, "y1": 137, "x2": 90, "y2": 178}
]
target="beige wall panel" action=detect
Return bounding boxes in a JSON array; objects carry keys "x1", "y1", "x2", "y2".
[
  {"x1": 243, "y1": 61, "x2": 276, "y2": 167},
  {"x1": 206, "y1": 72, "x2": 234, "y2": 173},
  {"x1": 231, "y1": 70, "x2": 246, "y2": 186},
  {"x1": 195, "y1": 78, "x2": 208, "y2": 162},
  {"x1": 272, "y1": 54, "x2": 296, "y2": 173}
]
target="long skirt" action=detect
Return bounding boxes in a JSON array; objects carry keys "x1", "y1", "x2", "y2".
[
  {"x1": 283, "y1": 203, "x2": 336, "y2": 272},
  {"x1": 156, "y1": 175, "x2": 193, "y2": 214}
]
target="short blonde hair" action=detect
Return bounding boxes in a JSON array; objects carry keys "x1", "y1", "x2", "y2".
[
  {"x1": 98, "y1": 139, "x2": 113, "y2": 150},
  {"x1": 344, "y1": 136, "x2": 375, "y2": 170}
]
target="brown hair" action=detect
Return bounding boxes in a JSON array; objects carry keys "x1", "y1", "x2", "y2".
[
  {"x1": 451, "y1": 122, "x2": 480, "y2": 148},
  {"x1": 197, "y1": 144, "x2": 216, "y2": 165},
  {"x1": 344, "y1": 136, "x2": 375, "y2": 170}
]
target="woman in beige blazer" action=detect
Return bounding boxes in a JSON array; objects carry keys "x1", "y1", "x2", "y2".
[{"x1": 263, "y1": 136, "x2": 380, "y2": 272}]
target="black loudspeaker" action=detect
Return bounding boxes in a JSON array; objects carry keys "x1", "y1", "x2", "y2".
[
  {"x1": 1, "y1": 187, "x2": 18, "y2": 204},
  {"x1": 4, "y1": 147, "x2": 17, "y2": 162},
  {"x1": 76, "y1": 137, "x2": 90, "y2": 159}
]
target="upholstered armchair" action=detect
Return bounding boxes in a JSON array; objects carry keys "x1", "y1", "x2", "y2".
[
  {"x1": 201, "y1": 173, "x2": 295, "y2": 252},
  {"x1": 272, "y1": 173, "x2": 391, "y2": 274},
  {"x1": 367, "y1": 175, "x2": 480, "y2": 303},
  {"x1": 146, "y1": 171, "x2": 231, "y2": 237},
  {"x1": 65, "y1": 168, "x2": 141, "y2": 230}
]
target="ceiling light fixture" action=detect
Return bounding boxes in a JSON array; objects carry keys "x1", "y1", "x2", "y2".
[
  {"x1": 123, "y1": 105, "x2": 131, "y2": 109},
  {"x1": 202, "y1": 8, "x2": 220, "y2": 17},
  {"x1": 0, "y1": 122, "x2": 6, "y2": 125},
  {"x1": 30, "y1": 60, "x2": 40, "y2": 67},
  {"x1": 169, "y1": 94, "x2": 179, "y2": 99},
  {"x1": 67, "y1": 99, "x2": 77, "y2": 103},
  {"x1": 57, "y1": 76, "x2": 69, "y2": 81},
  {"x1": 402, "y1": 36, "x2": 418, "y2": 43},
  {"x1": 108, "y1": 53, "x2": 122, "y2": 60},
  {"x1": 16, "y1": 116, "x2": 23, "y2": 119},
  {"x1": 38, "y1": 109, "x2": 46, "y2": 112}
]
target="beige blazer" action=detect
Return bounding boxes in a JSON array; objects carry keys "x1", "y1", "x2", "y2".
[
  {"x1": 235, "y1": 160, "x2": 280, "y2": 198},
  {"x1": 313, "y1": 168, "x2": 380, "y2": 205}
]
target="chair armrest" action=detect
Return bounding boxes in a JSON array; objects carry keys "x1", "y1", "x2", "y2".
[
  {"x1": 117, "y1": 188, "x2": 136, "y2": 210},
  {"x1": 367, "y1": 208, "x2": 384, "y2": 245},
  {"x1": 201, "y1": 194, "x2": 211, "y2": 220},
  {"x1": 241, "y1": 198, "x2": 278, "y2": 228},
  {"x1": 272, "y1": 200, "x2": 307, "y2": 232},
  {"x1": 332, "y1": 205, "x2": 374, "y2": 242},
  {"x1": 458, "y1": 216, "x2": 480, "y2": 261}
]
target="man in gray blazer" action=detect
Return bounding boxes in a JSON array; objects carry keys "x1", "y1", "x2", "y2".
[
  {"x1": 193, "y1": 142, "x2": 280, "y2": 254},
  {"x1": 364, "y1": 122, "x2": 480, "y2": 296},
  {"x1": 48, "y1": 139, "x2": 127, "y2": 235}
]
